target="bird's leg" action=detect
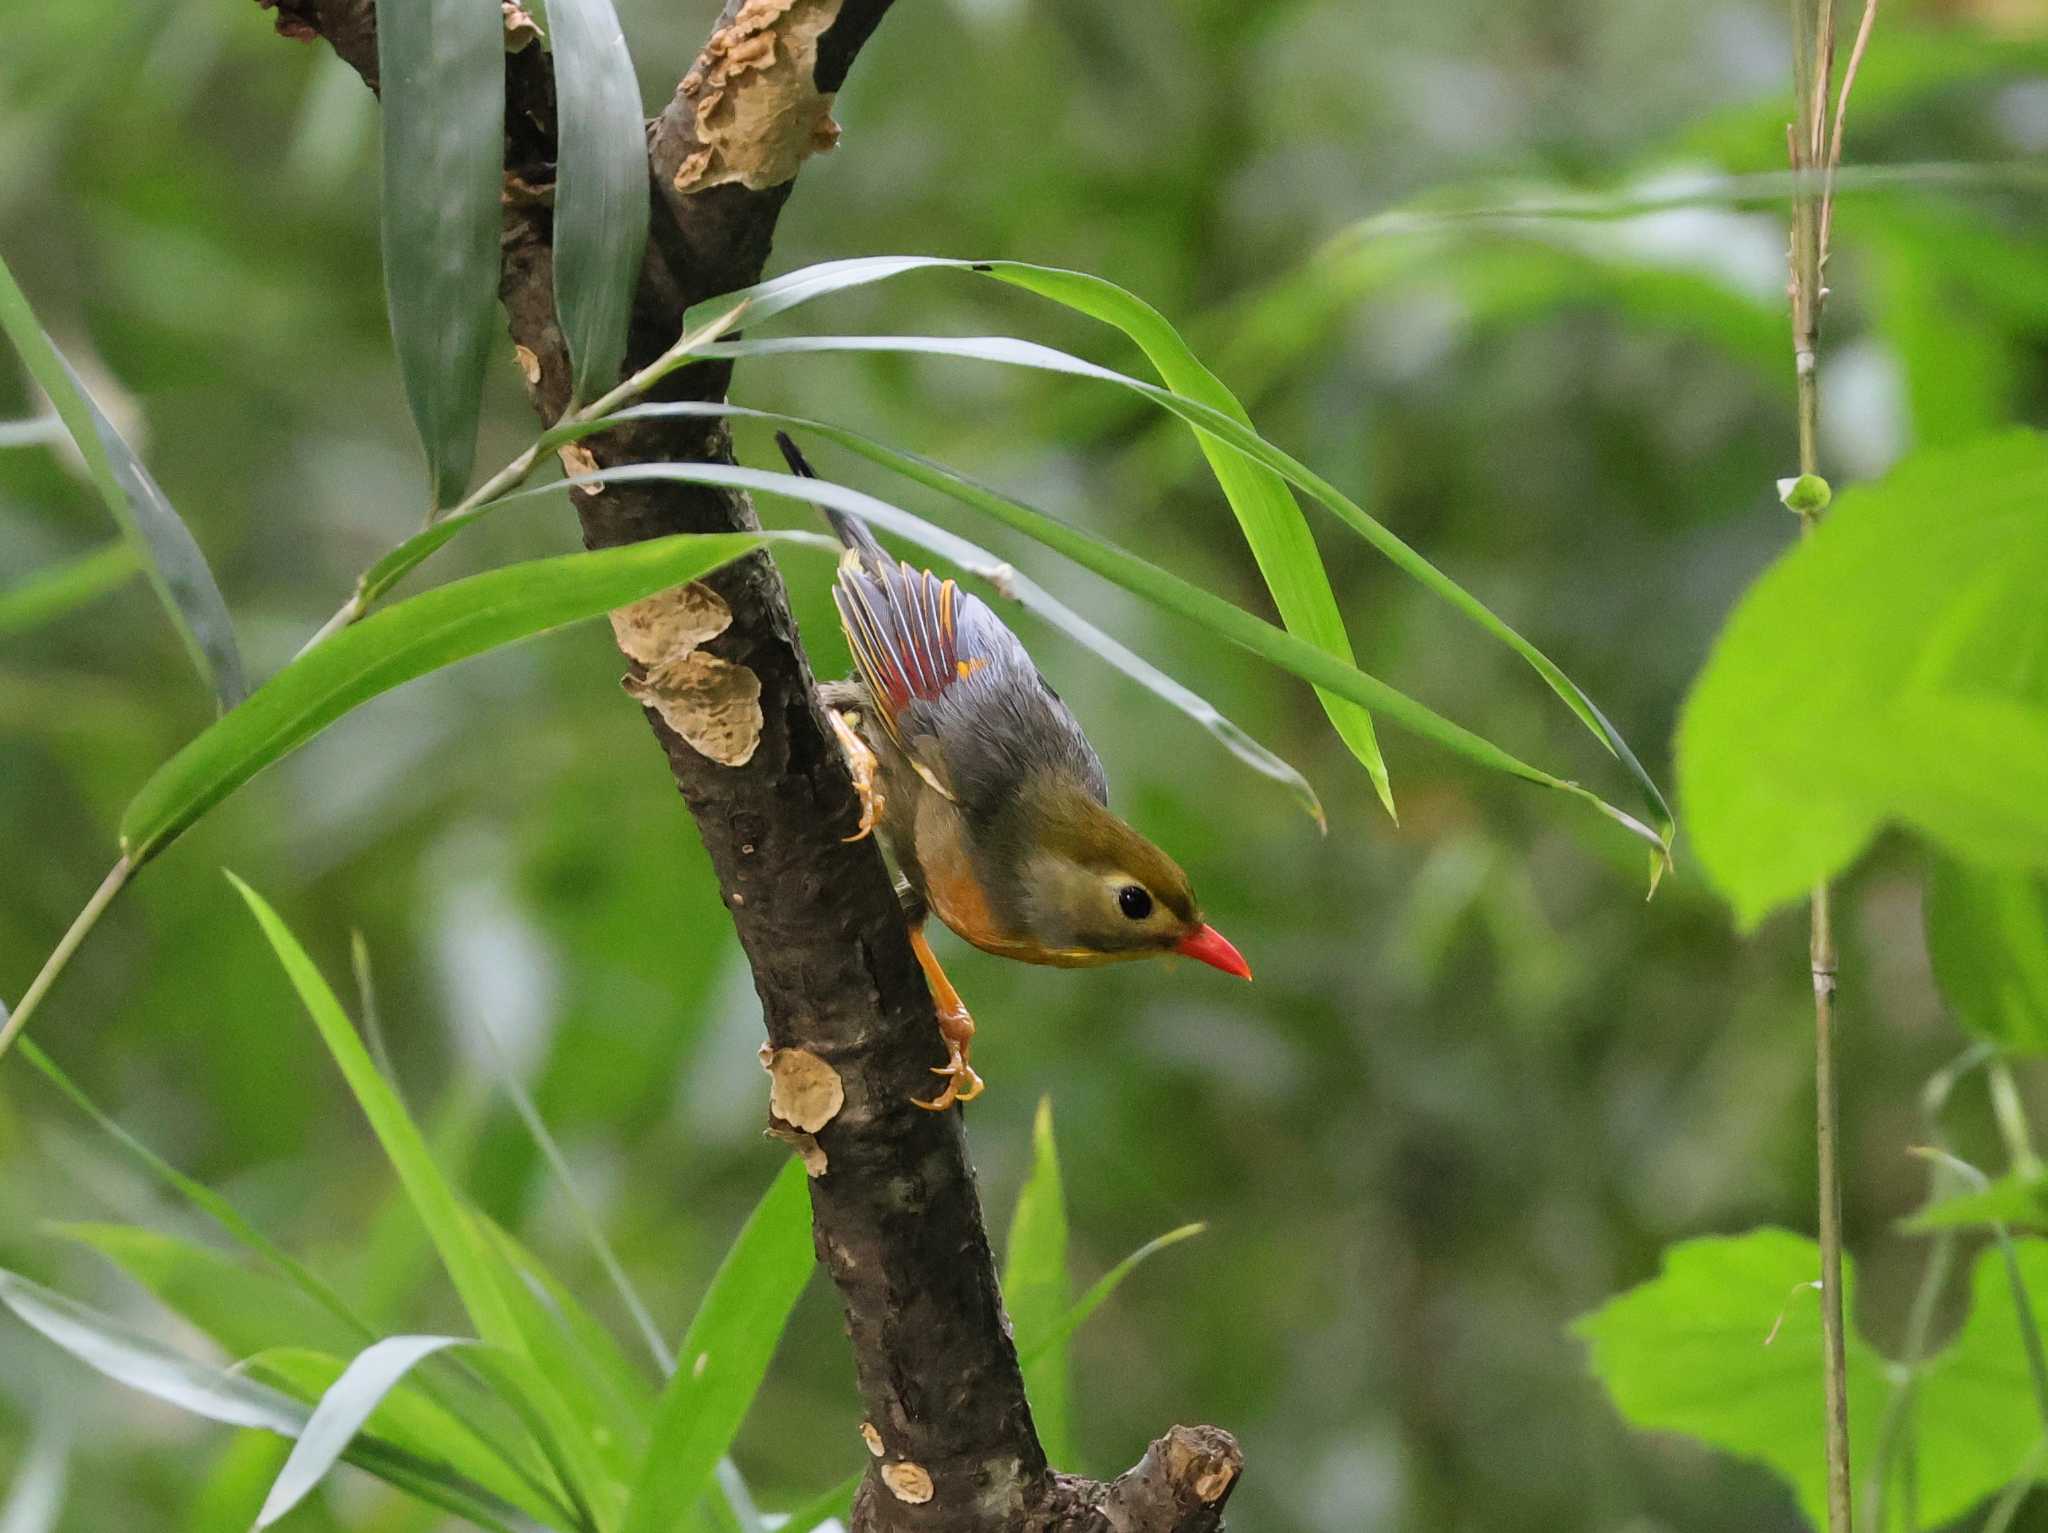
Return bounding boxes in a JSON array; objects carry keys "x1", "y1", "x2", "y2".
[
  {"x1": 907, "y1": 924, "x2": 984, "y2": 1111},
  {"x1": 826, "y1": 707, "x2": 883, "y2": 842}
]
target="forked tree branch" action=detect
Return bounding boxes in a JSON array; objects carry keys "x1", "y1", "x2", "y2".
[{"x1": 254, "y1": 2, "x2": 1241, "y2": 1527}]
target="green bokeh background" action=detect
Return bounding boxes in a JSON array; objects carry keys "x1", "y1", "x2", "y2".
[{"x1": 4, "y1": 1, "x2": 2047, "y2": 1528}]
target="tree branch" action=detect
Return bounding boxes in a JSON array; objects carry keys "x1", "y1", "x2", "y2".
[{"x1": 256, "y1": 3, "x2": 1240, "y2": 1526}]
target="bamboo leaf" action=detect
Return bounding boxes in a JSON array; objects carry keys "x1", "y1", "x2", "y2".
[
  {"x1": 246, "y1": 1346, "x2": 568, "y2": 1529},
  {"x1": 228, "y1": 878, "x2": 618, "y2": 1527},
  {"x1": 549, "y1": 0, "x2": 650, "y2": 404},
  {"x1": 671, "y1": 254, "x2": 1672, "y2": 849},
  {"x1": 0, "y1": 542, "x2": 138, "y2": 640},
  {"x1": 377, "y1": 0, "x2": 505, "y2": 507},
  {"x1": 775, "y1": 1471, "x2": 862, "y2": 1533},
  {"x1": 1002, "y1": 1098, "x2": 1073, "y2": 1468},
  {"x1": 0, "y1": 1413, "x2": 67, "y2": 1533},
  {"x1": 0, "y1": 255, "x2": 245, "y2": 706},
  {"x1": 620, "y1": 1161, "x2": 814, "y2": 1533},
  {"x1": 1014, "y1": 1223, "x2": 1205, "y2": 1370},
  {"x1": 986, "y1": 263, "x2": 1392, "y2": 818},
  {"x1": 0, "y1": 1270, "x2": 533, "y2": 1533},
  {"x1": 257, "y1": 1335, "x2": 470, "y2": 1527},
  {"x1": 53, "y1": 1223, "x2": 363, "y2": 1362},
  {"x1": 119, "y1": 531, "x2": 761, "y2": 864},
  {"x1": 488, "y1": 456, "x2": 1664, "y2": 853}
]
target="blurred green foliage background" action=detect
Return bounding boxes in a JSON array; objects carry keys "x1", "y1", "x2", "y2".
[{"x1": 4, "y1": 0, "x2": 2048, "y2": 1528}]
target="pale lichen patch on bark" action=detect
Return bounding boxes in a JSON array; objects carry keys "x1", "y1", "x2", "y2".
[
  {"x1": 670, "y1": 0, "x2": 846, "y2": 194},
  {"x1": 502, "y1": 1, "x2": 541, "y2": 51},
  {"x1": 880, "y1": 1462, "x2": 934, "y2": 1504},
  {"x1": 558, "y1": 442, "x2": 604, "y2": 490},
  {"x1": 860, "y1": 1421, "x2": 885, "y2": 1456},
  {"x1": 761, "y1": 1043, "x2": 845, "y2": 1131},
  {"x1": 765, "y1": 1117, "x2": 829, "y2": 1177},
  {"x1": 613, "y1": 582, "x2": 764, "y2": 767}
]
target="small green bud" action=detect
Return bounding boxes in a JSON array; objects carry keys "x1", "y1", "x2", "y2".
[{"x1": 1776, "y1": 473, "x2": 1832, "y2": 515}]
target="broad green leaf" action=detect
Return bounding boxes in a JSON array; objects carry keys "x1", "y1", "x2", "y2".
[
  {"x1": 1927, "y1": 856, "x2": 2048, "y2": 1055},
  {"x1": 120, "y1": 531, "x2": 761, "y2": 863},
  {"x1": 1906, "y1": 1171, "x2": 2048, "y2": 1233},
  {"x1": 621, "y1": 1160, "x2": 814, "y2": 1533},
  {"x1": 258, "y1": 1335, "x2": 470, "y2": 1527},
  {"x1": 0, "y1": 542, "x2": 137, "y2": 640},
  {"x1": 994, "y1": 265, "x2": 1390, "y2": 816},
  {"x1": 548, "y1": 0, "x2": 650, "y2": 404},
  {"x1": 1677, "y1": 431, "x2": 2048, "y2": 925},
  {"x1": 493, "y1": 455, "x2": 1663, "y2": 855},
  {"x1": 672, "y1": 254, "x2": 1672, "y2": 846},
  {"x1": 377, "y1": 0, "x2": 505, "y2": 507},
  {"x1": 1002, "y1": 1098, "x2": 1072, "y2": 1468},
  {"x1": 247, "y1": 1347, "x2": 569, "y2": 1530},
  {"x1": 0, "y1": 255, "x2": 244, "y2": 706},
  {"x1": 54, "y1": 1223, "x2": 362, "y2": 1362},
  {"x1": 1015, "y1": 1222, "x2": 1205, "y2": 1370},
  {"x1": 1574, "y1": 1229, "x2": 2046, "y2": 1530}
]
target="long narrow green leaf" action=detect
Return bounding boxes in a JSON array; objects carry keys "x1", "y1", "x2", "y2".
[
  {"x1": 16, "y1": 1039, "x2": 370, "y2": 1344},
  {"x1": 119, "y1": 531, "x2": 762, "y2": 863},
  {"x1": 377, "y1": 0, "x2": 505, "y2": 507},
  {"x1": 0, "y1": 255, "x2": 244, "y2": 705},
  {"x1": 1014, "y1": 1222, "x2": 1206, "y2": 1370},
  {"x1": 490, "y1": 457, "x2": 1664, "y2": 853},
  {"x1": 1002, "y1": 1099, "x2": 1073, "y2": 1468},
  {"x1": 228, "y1": 876, "x2": 526, "y2": 1352},
  {"x1": 620, "y1": 1161, "x2": 814, "y2": 1533},
  {"x1": 775, "y1": 1470, "x2": 862, "y2": 1533},
  {"x1": 989, "y1": 264, "x2": 1392, "y2": 817},
  {"x1": 229, "y1": 879, "x2": 618, "y2": 1526},
  {"x1": 549, "y1": 0, "x2": 650, "y2": 403},
  {"x1": 0, "y1": 542, "x2": 138, "y2": 640},
  {"x1": 674, "y1": 254, "x2": 1672, "y2": 845},
  {"x1": 246, "y1": 1346, "x2": 570, "y2": 1529},
  {"x1": 258, "y1": 1335, "x2": 471, "y2": 1528},
  {"x1": 0, "y1": 1272, "x2": 531, "y2": 1533},
  {"x1": 53, "y1": 1223, "x2": 363, "y2": 1362}
]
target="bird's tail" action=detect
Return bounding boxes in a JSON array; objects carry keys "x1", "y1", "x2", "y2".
[{"x1": 775, "y1": 432, "x2": 889, "y2": 571}]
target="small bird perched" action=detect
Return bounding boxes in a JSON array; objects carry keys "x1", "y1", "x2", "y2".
[{"x1": 776, "y1": 432, "x2": 1251, "y2": 1111}]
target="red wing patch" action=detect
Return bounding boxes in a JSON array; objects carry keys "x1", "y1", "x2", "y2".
[{"x1": 834, "y1": 553, "x2": 970, "y2": 744}]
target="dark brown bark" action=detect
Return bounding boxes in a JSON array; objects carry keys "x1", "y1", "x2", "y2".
[{"x1": 257, "y1": 3, "x2": 1239, "y2": 1527}]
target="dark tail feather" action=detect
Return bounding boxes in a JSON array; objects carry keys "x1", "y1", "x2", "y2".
[{"x1": 775, "y1": 431, "x2": 887, "y2": 568}]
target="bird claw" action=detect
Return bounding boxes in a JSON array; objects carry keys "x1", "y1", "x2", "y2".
[
  {"x1": 911, "y1": 1004, "x2": 983, "y2": 1111},
  {"x1": 827, "y1": 707, "x2": 883, "y2": 842}
]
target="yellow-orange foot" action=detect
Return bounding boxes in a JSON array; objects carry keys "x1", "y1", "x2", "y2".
[
  {"x1": 828, "y1": 707, "x2": 883, "y2": 842},
  {"x1": 913, "y1": 1005, "x2": 984, "y2": 1112}
]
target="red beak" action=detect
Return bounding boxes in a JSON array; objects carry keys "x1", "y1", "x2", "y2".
[{"x1": 1174, "y1": 923, "x2": 1252, "y2": 981}]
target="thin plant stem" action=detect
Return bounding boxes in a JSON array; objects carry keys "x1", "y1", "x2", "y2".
[
  {"x1": 1787, "y1": 0, "x2": 1860, "y2": 1524},
  {"x1": 1988, "y1": 1061, "x2": 2041, "y2": 1178},
  {"x1": 1980, "y1": 1441, "x2": 2046, "y2": 1533},
  {"x1": 0, "y1": 858, "x2": 131, "y2": 1066}
]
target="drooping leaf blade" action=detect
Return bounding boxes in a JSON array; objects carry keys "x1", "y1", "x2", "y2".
[
  {"x1": 0, "y1": 1412, "x2": 68, "y2": 1533},
  {"x1": 119, "y1": 531, "x2": 761, "y2": 863},
  {"x1": 0, "y1": 254, "x2": 245, "y2": 706},
  {"x1": 548, "y1": 0, "x2": 651, "y2": 404},
  {"x1": 986, "y1": 263, "x2": 1391, "y2": 816},
  {"x1": 376, "y1": 0, "x2": 506, "y2": 507},
  {"x1": 0, "y1": 1270, "x2": 532, "y2": 1533},
  {"x1": 1002, "y1": 1098, "x2": 1073, "y2": 1468},
  {"x1": 667, "y1": 254, "x2": 1672, "y2": 845},
  {"x1": 488, "y1": 457, "x2": 1662, "y2": 854},
  {"x1": 621, "y1": 1160, "x2": 814, "y2": 1533},
  {"x1": 0, "y1": 542, "x2": 138, "y2": 640},
  {"x1": 257, "y1": 1335, "x2": 471, "y2": 1528},
  {"x1": 53, "y1": 1222, "x2": 363, "y2": 1362}
]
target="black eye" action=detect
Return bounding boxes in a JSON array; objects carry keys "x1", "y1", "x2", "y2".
[{"x1": 1117, "y1": 885, "x2": 1153, "y2": 920}]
